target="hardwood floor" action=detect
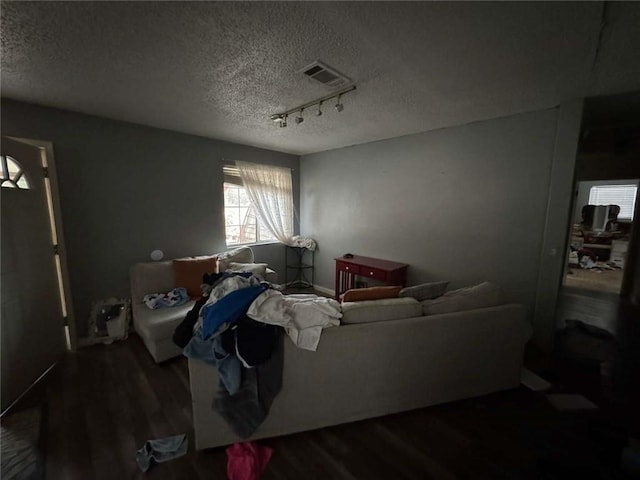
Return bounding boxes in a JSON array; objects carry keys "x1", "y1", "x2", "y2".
[
  {"x1": 564, "y1": 267, "x2": 623, "y2": 294},
  {"x1": 550, "y1": 286, "x2": 640, "y2": 438},
  {"x1": 37, "y1": 332, "x2": 638, "y2": 479}
]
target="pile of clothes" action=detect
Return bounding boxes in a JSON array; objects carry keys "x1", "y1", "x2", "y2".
[{"x1": 172, "y1": 271, "x2": 341, "y2": 438}]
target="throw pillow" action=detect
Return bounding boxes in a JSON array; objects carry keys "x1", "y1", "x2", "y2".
[
  {"x1": 226, "y1": 262, "x2": 268, "y2": 279},
  {"x1": 173, "y1": 257, "x2": 218, "y2": 298},
  {"x1": 341, "y1": 285, "x2": 402, "y2": 303},
  {"x1": 399, "y1": 281, "x2": 449, "y2": 301},
  {"x1": 421, "y1": 281, "x2": 505, "y2": 315},
  {"x1": 341, "y1": 297, "x2": 423, "y2": 324},
  {"x1": 217, "y1": 247, "x2": 255, "y2": 272}
]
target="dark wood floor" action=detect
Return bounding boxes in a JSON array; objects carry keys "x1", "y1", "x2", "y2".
[
  {"x1": 2, "y1": 285, "x2": 635, "y2": 479},
  {"x1": 30, "y1": 326, "x2": 637, "y2": 480},
  {"x1": 550, "y1": 286, "x2": 640, "y2": 439}
]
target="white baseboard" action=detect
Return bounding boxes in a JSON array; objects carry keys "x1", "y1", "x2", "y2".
[{"x1": 313, "y1": 284, "x2": 335, "y2": 297}]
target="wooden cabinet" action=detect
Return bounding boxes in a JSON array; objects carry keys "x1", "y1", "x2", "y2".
[{"x1": 334, "y1": 255, "x2": 408, "y2": 299}]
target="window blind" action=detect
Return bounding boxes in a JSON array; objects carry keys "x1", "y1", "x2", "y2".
[
  {"x1": 588, "y1": 185, "x2": 638, "y2": 220},
  {"x1": 223, "y1": 163, "x2": 243, "y2": 186}
]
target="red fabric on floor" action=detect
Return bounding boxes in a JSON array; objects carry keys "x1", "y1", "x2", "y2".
[{"x1": 226, "y1": 441, "x2": 274, "y2": 480}]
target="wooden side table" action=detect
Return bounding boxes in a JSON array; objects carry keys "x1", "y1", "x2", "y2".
[{"x1": 334, "y1": 255, "x2": 408, "y2": 299}]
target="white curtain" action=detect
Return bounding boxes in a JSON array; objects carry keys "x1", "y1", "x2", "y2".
[{"x1": 236, "y1": 161, "x2": 294, "y2": 244}]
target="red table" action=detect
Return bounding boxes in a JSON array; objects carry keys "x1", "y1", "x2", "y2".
[{"x1": 334, "y1": 255, "x2": 408, "y2": 299}]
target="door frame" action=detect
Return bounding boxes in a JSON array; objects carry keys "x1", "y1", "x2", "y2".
[
  {"x1": 620, "y1": 180, "x2": 640, "y2": 300},
  {"x1": 4, "y1": 136, "x2": 77, "y2": 350}
]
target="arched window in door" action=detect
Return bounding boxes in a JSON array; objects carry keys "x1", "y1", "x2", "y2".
[{"x1": 1, "y1": 155, "x2": 31, "y2": 189}]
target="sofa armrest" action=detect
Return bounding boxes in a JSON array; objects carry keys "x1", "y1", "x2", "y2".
[{"x1": 265, "y1": 268, "x2": 278, "y2": 284}]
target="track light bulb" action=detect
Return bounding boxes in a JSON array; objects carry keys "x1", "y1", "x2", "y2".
[
  {"x1": 316, "y1": 101, "x2": 323, "y2": 116},
  {"x1": 295, "y1": 109, "x2": 304, "y2": 124},
  {"x1": 335, "y1": 94, "x2": 344, "y2": 112},
  {"x1": 271, "y1": 114, "x2": 284, "y2": 122}
]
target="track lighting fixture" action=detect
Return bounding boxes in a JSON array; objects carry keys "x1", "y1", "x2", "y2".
[
  {"x1": 271, "y1": 113, "x2": 288, "y2": 128},
  {"x1": 270, "y1": 85, "x2": 355, "y2": 128}
]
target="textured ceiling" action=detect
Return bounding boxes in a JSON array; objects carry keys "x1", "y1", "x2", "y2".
[{"x1": 2, "y1": 2, "x2": 640, "y2": 155}]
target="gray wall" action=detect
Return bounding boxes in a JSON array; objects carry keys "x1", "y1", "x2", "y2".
[
  {"x1": 1, "y1": 99, "x2": 299, "y2": 337},
  {"x1": 300, "y1": 107, "x2": 572, "y2": 348},
  {"x1": 576, "y1": 152, "x2": 640, "y2": 181}
]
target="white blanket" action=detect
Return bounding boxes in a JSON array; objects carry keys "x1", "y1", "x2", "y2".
[
  {"x1": 286, "y1": 236, "x2": 317, "y2": 251},
  {"x1": 247, "y1": 291, "x2": 341, "y2": 351}
]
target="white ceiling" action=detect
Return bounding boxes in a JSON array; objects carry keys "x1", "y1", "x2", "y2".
[{"x1": 2, "y1": 2, "x2": 640, "y2": 155}]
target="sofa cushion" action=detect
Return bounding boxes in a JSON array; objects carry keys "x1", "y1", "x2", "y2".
[
  {"x1": 421, "y1": 281, "x2": 505, "y2": 315},
  {"x1": 227, "y1": 262, "x2": 268, "y2": 279},
  {"x1": 341, "y1": 297, "x2": 422, "y2": 324},
  {"x1": 133, "y1": 300, "x2": 196, "y2": 341},
  {"x1": 399, "y1": 281, "x2": 449, "y2": 301},
  {"x1": 173, "y1": 257, "x2": 218, "y2": 297},
  {"x1": 217, "y1": 247, "x2": 255, "y2": 272},
  {"x1": 342, "y1": 285, "x2": 402, "y2": 303},
  {"x1": 130, "y1": 260, "x2": 176, "y2": 304}
]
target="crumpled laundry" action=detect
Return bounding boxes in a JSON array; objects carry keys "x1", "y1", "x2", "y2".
[
  {"x1": 183, "y1": 325, "x2": 242, "y2": 395},
  {"x1": 247, "y1": 291, "x2": 341, "y2": 351},
  {"x1": 201, "y1": 285, "x2": 267, "y2": 339},
  {"x1": 286, "y1": 235, "x2": 317, "y2": 251},
  {"x1": 143, "y1": 288, "x2": 190, "y2": 309},
  {"x1": 226, "y1": 441, "x2": 274, "y2": 480},
  {"x1": 201, "y1": 273, "x2": 262, "y2": 310},
  {"x1": 135, "y1": 434, "x2": 188, "y2": 472},
  {"x1": 214, "y1": 331, "x2": 283, "y2": 438},
  {"x1": 579, "y1": 256, "x2": 597, "y2": 269}
]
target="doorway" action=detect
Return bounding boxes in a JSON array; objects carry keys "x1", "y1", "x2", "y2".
[
  {"x1": 565, "y1": 179, "x2": 638, "y2": 295},
  {"x1": 557, "y1": 91, "x2": 640, "y2": 333},
  {"x1": 1, "y1": 136, "x2": 74, "y2": 414}
]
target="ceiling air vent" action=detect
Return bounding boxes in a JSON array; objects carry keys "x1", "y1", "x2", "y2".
[{"x1": 300, "y1": 61, "x2": 351, "y2": 88}]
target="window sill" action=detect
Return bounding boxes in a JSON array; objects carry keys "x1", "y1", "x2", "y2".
[{"x1": 226, "y1": 240, "x2": 281, "y2": 248}]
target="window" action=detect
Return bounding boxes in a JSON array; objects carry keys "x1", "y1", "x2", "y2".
[
  {"x1": 589, "y1": 184, "x2": 638, "y2": 221},
  {"x1": 223, "y1": 161, "x2": 294, "y2": 246},
  {"x1": 1, "y1": 155, "x2": 31, "y2": 189},
  {"x1": 223, "y1": 182, "x2": 276, "y2": 246}
]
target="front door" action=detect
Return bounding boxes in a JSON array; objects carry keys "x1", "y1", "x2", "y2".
[{"x1": 1, "y1": 137, "x2": 66, "y2": 413}]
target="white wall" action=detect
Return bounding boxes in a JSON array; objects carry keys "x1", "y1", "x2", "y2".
[
  {"x1": 301, "y1": 106, "x2": 579, "y2": 349},
  {"x1": 1, "y1": 99, "x2": 300, "y2": 337}
]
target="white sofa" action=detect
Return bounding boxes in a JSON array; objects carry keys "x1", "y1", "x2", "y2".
[
  {"x1": 130, "y1": 247, "x2": 277, "y2": 362},
  {"x1": 189, "y1": 301, "x2": 532, "y2": 450}
]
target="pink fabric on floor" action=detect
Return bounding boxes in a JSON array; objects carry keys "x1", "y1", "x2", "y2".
[{"x1": 226, "y1": 441, "x2": 274, "y2": 480}]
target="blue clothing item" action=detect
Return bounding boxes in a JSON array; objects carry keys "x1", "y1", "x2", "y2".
[
  {"x1": 183, "y1": 326, "x2": 242, "y2": 395},
  {"x1": 143, "y1": 287, "x2": 190, "y2": 309},
  {"x1": 136, "y1": 434, "x2": 188, "y2": 472},
  {"x1": 201, "y1": 285, "x2": 267, "y2": 339}
]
